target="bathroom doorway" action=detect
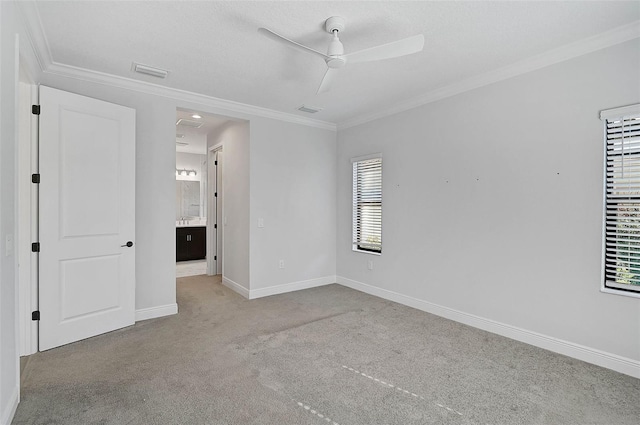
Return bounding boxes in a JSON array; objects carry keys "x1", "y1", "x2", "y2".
[{"x1": 175, "y1": 109, "x2": 230, "y2": 278}]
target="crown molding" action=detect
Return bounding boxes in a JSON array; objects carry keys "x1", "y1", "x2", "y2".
[
  {"x1": 16, "y1": 0, "x2": 53, "y2": 73},
  {"x1": 17, "y1": 1, "x2": 336, "y2": 132},
  {"x1": 338, "y1": 20, "x2": 640, "y2": 130},
  {"x1": 43, "y1": 62, "x2": 337, "y2": 131},
  {"x1": 17, "y1": 1, "x2": 638, "y2": 134}
]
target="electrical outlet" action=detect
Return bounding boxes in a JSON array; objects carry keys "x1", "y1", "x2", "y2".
[
  {"x1": 367, "y1": 260, "x2": 374, "y2": 270},
  {"x1": 279, "y1": 260, "x2": 285, "y2": 269}
]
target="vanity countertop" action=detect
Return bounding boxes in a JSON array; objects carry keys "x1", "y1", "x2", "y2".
[{"x1": 176, "y1": 219, "x2": 207, "y2": 228}]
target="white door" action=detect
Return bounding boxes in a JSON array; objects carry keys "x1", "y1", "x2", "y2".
[
  {"x1": 208, "y1": 149, "x2": 223, "y2": 276},
  {"x1": 207, "y1": 149, "x2": 215, "y2": 275},
  {"x1": 39, "y1": 86, "x2": 136, "y2": 351},
  {"x1": 215, "y1": 150, "x2": 223, "y2": 275}
]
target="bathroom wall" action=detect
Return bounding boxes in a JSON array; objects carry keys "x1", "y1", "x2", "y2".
[
  {"x1": 175, "y1": 152, "x2": 204, "y2": 182},
  {"x1": 176, "y1": 152, "x2": 207, "y2": 218}
]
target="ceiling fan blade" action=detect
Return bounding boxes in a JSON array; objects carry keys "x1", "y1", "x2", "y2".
[
  {"x1": 258, "y1": 28, "x2": 329, "y2": 60},
  {"x1": 317, "y1": 67, "x2": 338, "y2": 94},
  {"x1": 345, "y1": 34, "x2": 424, "y2": 64}
]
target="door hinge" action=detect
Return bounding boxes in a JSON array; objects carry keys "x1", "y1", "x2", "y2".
[
  {"x1": 214, "y1": 224, "x2": 217, "y2": 229},
  {"x1": 214, "y1": 192, "x2": 217, "y2": 197},
  {"x1": 214, "y1": 160, "x2": 218, "y2": 166},
  {"x1": 31, "y1": 310, "x2": 40, "y2": 321},
  {"x1": 32, "y1": 173, "x2": 40, "y2": 184},
  {"x1": 31, "y1": 242, "x2": 40, "y2": 252},
  {"x1": 214, "y1": 256, "x2": 217, "y2": 260},
  {"x1": 32, "y1": 105, "x2": 41, "y2": 115}
]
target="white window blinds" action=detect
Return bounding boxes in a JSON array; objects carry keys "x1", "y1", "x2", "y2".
[
  {"x1": 352, "y1": 156, "x2": 382, "y2": 253},
  {"x1": 602, "y1": 105, "x2": 640, "y2": 293}
]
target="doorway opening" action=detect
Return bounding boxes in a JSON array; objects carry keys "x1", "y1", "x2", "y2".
[{"x1": 175, "y1": 109, "x2": 232, "y2": 278}]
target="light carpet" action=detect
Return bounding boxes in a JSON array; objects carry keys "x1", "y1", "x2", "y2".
[{"x1": 13, "y1": 275, "x2": 640, "y2": 424}]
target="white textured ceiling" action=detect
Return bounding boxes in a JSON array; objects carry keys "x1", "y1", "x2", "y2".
[
  {"x1": 32, "y1": 1, "x2": 640, "y2": 125},
  {"x1": 175, "y1": 108, "x2": 231, "y2": 154}
]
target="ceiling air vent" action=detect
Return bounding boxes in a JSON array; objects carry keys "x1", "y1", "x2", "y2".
[
  {"x1": 132, "y1": 62, "x2": 168, "y2": 79},
  {"x1": 176, "y1": 119, "x2": 203, "y2": 128},
  {"x1": 297, "y1": 105, "x2": 322, "y2": 114},
  {"x1": 176, "y1": 141, "x2": 189, "y2": 146}
]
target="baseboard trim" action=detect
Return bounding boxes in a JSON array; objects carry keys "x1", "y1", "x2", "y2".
[
  {"x1": 222, "y1": 276, "x2": 250, "y2": 299},
  {"x1": 0, "y1": 385, "x2": 19, "y2": 425},
  {"x1": 135, "y1": 303, "x2": 178, "y2": 322},
  {"x1": 336, "y1": 276, "x2": 640, "y2": 378},
  {"x1": 249, "y1": 275, "x2": 336, "y2": 299}
]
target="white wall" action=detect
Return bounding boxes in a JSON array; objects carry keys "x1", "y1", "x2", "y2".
[
  {"x1": 205, "y1": 117, "x2": 337, "y2": 297},
  {"x1": 337, "y1": 40, "x2": 640, "y2": 372},
  {"x1": 35, "y1": 71, "x2": 339, "y2": 312},
  {"x1": 207, "y1": 121, "x2": 251, "y2": 292},
  {"x1": 249, "y1": 118, "x2": 337, "y2": 296},
  {"x1": 0, "y1": 2, "x2": 41, "y2": 423},
  {"x1": 175, "y1": 152, "x2": 204, "y2": 182},
  {"x1": 0, "y1": 5, "x2": 18, "y2": 422}
]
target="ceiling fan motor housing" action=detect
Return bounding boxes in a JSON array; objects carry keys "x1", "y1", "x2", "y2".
[
  {"x1": 325, "y1": 16, "x2": 346, "y2": 63},
  {"x1": 327, "y1": 34, "x2": 345, "y2": 56},
  {"x1": 325, "y1": 16, "x2": 346, "y2": 34}
]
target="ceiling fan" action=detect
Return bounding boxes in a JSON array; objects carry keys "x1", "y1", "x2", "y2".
[{"x1": 258, "y1": 16, "x2": 424, "y2": 94}]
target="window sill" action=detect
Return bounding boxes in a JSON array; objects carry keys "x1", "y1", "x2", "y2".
[
  {"x1": 352, "y1": 248, "x2": 381, "y2": 256},
  {"x1": 600, "y1": 287, "x2": 640, "y2": 299}
]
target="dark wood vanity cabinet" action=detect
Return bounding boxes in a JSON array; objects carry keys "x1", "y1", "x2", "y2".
[{"x1": 176, "y1": 226, "x2": 206, "y2": 262}]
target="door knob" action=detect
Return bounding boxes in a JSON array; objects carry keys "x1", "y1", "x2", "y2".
[{"x1": 121, "y1": 241, "x2": 134, "y2": 248}]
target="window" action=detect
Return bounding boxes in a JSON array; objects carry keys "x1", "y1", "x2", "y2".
[
  {"x1": 352, "y1": 155, "x2": 382, "y2": 254},
  {"x1": 601, "y1": 104, "x2": 640, "y2": 296}
]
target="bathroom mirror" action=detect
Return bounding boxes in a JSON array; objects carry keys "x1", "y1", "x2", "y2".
[{"x1": 176, "y1": 181, "x2": 201, "y2": 219}]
